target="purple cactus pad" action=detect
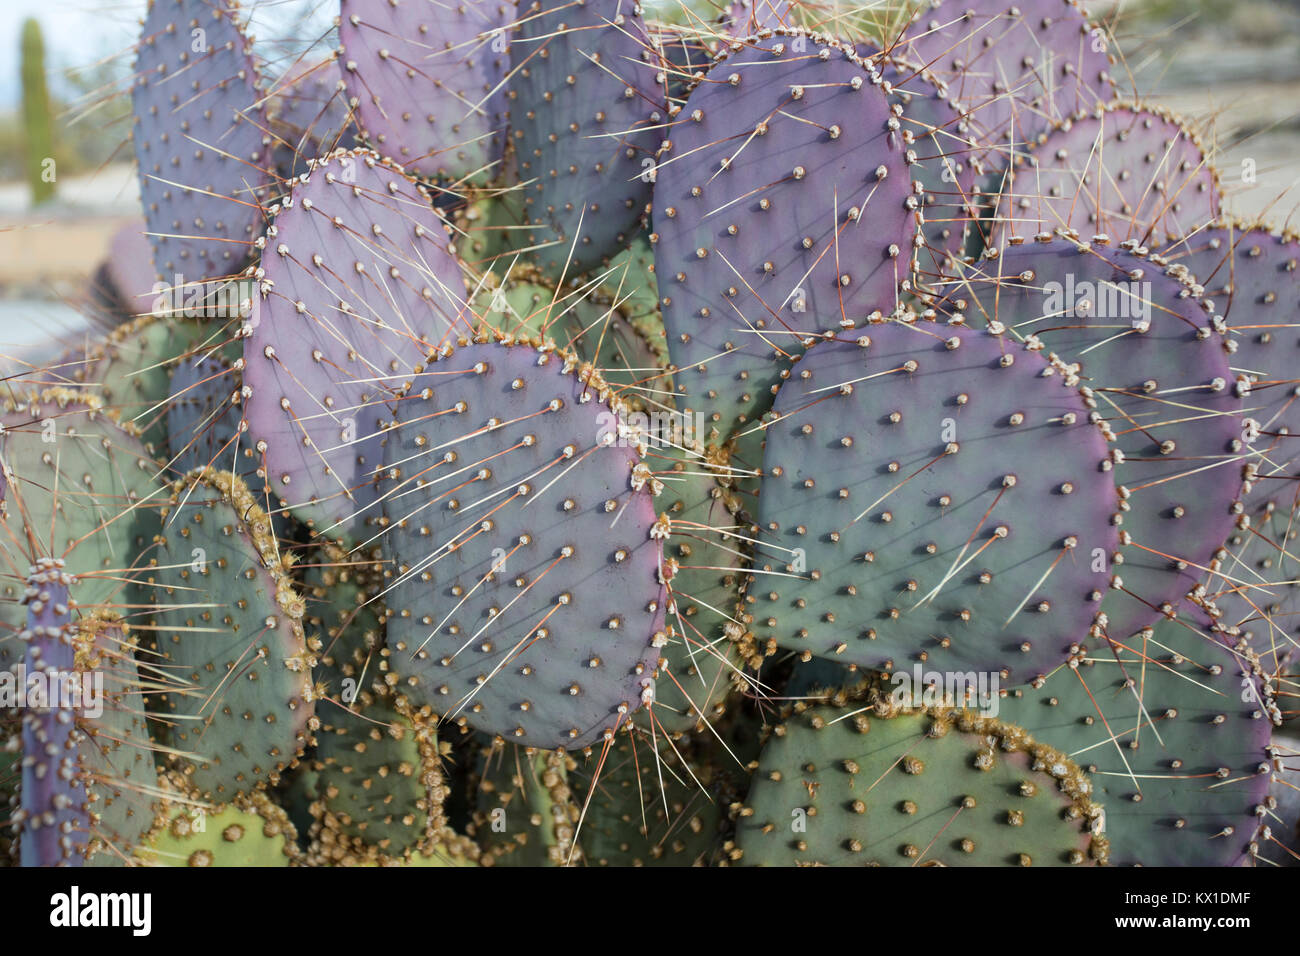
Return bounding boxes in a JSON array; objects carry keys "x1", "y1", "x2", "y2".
[
  {"x1": 339, "y1": 0, "x2": 512, "y2": 183},
  {"x1": 754, "y1": 320, "x2": 1118, "y2": 683},
  {"x1": 381, "y1": 341, "x2": 666, "y2": 749},
  {"x1": 131, "y1": 0, "x2": 278, "y2": 282},
  {"x1": 241, "y1": 149, "x2": 470, "y2": 541},
  {"x1": 654, "y1": 31, "x2": 920, "y2": 445}
]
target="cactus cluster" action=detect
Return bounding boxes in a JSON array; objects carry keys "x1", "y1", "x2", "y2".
[{"x1": 3, "y1": 0, "x2": 1299, "y2": 869}]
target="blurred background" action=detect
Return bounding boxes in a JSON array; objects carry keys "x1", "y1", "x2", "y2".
[{"x1": 0, "y1": 0, "x2": 1297, "y2": 355}]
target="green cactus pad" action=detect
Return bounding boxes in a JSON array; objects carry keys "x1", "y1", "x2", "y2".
[
  {"x1": 145, "y1": 469, "x2": 316, "y2": 799},
  {"x1": 472, "y1": 743, "x2": 581, "y2": 866},
  {"x1": 310, "y1": 694, "x2": 447, "y2": 859},
  {"x1": 639, "y1": 442, "x2": 747, "y2": 734},
  {"x1": 77, "y1": 615, "x2": 161, "y2": 865},
  {"x1": 134, "y1": 791, "x2": 299, "y2": 866},
  {"x1": 575, "y1": 730, "x2": 724, "y2": 866},
  {"x1": 86, "y1": 312, "x2": 242, "y2": 453},
  {"x1": 304, "y1": 540, "x2": 387, "y2": 702},
  {"x1": 0, "y1": 390, "x2": 165, "y2": 672},
  {"x1": 470, "y1": 270, "x2": 668, "y2": 408},
  {"x1": 735, "y1": 705, "x2": 1105, "y2": 866}
]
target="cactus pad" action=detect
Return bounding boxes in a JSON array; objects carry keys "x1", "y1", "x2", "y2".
[
  {"x1": 735, "y1": 704, "x2": 1105, "y2": 865},
  {"x1": 929, "y1": 236, "x2": 1244, "y2": 642},
  {"x1": 338, "y1": 0, "x2": 511, "y2": 183},
  {"x1": 131, "y1": 0, "x2": 277, "y2": 282},
  {"x1": 381, "y1": 340, "x2": 666, "y2": 749},
  {"x1": 17, "y1": 558, "x2": 90, "y2": 866},
  {"x1": 995, "y1": 614, "x2": 1277, "y2": 866},
  {"x1": 993, "y1": 103, "x2": 1219, "y2": 248},
  {"x1": 1158, "y1": 222, "x2": 1300, "y2": 512},
  {"x1": 894, "y1": 0, "x2": 1115, "y2": 175},
  {"x1": 241, "y1": 149, "x2": 469, "y2": 542},
  {"x1": 510, "y1": 0, "x2": 665, "y2": 275},
  {"x1": 146, "y1": 469, "x2": 315, "y2": 798},
  {"x1": 653, "y1": 32, "x2": 919, "y2": 443},
  {"x1": 753, "y1": 320, "x2": 1117, "y2": 683}
]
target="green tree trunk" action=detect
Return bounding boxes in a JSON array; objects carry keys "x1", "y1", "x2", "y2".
[{"x1": 21, "y1": 18, "x2": 56, "y2": 206}]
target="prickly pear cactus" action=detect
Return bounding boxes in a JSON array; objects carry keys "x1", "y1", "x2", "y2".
[
  {"x1": 510, "y1": 0, "x2": 666, "y2": 275},
  {"x1": 471, "y1": 742, "x2": 582, "y2": 866},
  {"x1": 144, "y1": 469, "x2": 315, "y2": 799},
  {"x1": 928, "y1": 235, "x2": 1245, "y2": 643},
  {"x1": 338, "y1": 0, "x2": 512, "y2": 183},
  {"x1": 751, "y1": 320, "x2": 1118, "y2": 684},
  {"x1": 653, "y1": 31, "x2": 919, "y2": 444},
  {"x1": 893, "y1": 0, "x2": 1116, "y2": 177},
  {"x1": 993, "y1": 103, "x2": 1219, "y2": 248},
  {"x1": 240, "y1": 148, "x2": 469, "y2": 542},
  {"x1": 380, "y1": 340, "x2": 666, "y2": 748},
  {"x1": 1157, "y1": 221, "x2": 1300, "y2": 511},
  {"x1": 735, "y1": 703, "x2": 1106, "y2": 865},
  {"x1": 8, "y1": 0, "x2": 1299, "y2": 871},
  {"x1": 134, "y1": 791, "x2": 300, "y2": 866},
  {"x1": 132, "y1": 0, "x2": 277, "y2": 282},
  {"x1": 16, "y1": 559, "x2": 90, "y2": 866}
]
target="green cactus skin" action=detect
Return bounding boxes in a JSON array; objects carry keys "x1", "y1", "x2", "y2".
[
  {"x1": 574, "y1": 730, "x2": 725, "y2": 866},
  {"x1": 735, "y1": 704, "x2": 1106, "y2": 866},
  {"x1": 20, "y1": 19, "x2": 55, "y2": 207},
  {"x1": 144, "y1": 469, "x2": 316, "y2": 800},
  {"x1": 0, "y1": 390, "x2": 164, "y2": 677},
  {"x1": 470, "y1": 270, "x2": 669, "y2": 406},
  {"x1": 82, "y1": 314, "x2": 242, "y2": 455},
  {"x1": 639, "y1": 442, "x2": 747, "y2": 735},
  {"x1": 309, "y1": 694, "x2": 449, "y2": 862},
  {"x1": 78, "y1": 615, "x2": 161, "y2": 866},
  {"x1": 471, "y1": 742, "x2": 582, "y2": 866},
  {"x1": 134, "y1": 791, "x2": 301, "y2": 866},
  {"x1": 304, "y1": 540, "x2": 387, "y2": 704}
]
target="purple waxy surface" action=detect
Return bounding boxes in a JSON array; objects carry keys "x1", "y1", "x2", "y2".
[
  {"x1": 931, "y1": 237, "x2": 1244, "y2": 641},
  {"x1": 19, "y1": 558, "x2": 89, "y2": 866},
  {"x1": 1202, "y1": 503, "x2": 1300, "y2": 675},
  {"x1": 868, "y1": 51, "x2": 981, "y2": 266},
  {"x1": 753, "y1": 321, "x2": 1117, "y2": 683},
  {"x1": 339, "y1": 0, "x2": 511, "y2": 183},
  {"x1": 241, "y1": 149, "x2": 469, "y2": 542},
  {"x1": 654, "y1": 32, "x2": 920, "y2": 445},
  {"x1": 894, "y1": 0, "x2": 1115, "y2": 175},
  {"x1": 721, "y1": 0, "x2": 791, "y2": 36},
  {"x1": 1158, "y1": 224, "x2": 1300, "y2": 511},
  {"x1": 381, "y1": 342, "x2": 666, "y2": 749},
  {"x1": 131, "y1": 0, "x2": 277, "y2": 283},
  {"x1": 993, "y1": 104, "x2": 1219, "y2": 248},
  {"x1": 510, "y1": 0, "x2": 665, "y2": 275},
  {"x1": 104, "y1": 220, "x2": 160, "y2": 320},
  {"x1": 267, "y1": 56, "x2": 358, "y2": 177}
]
